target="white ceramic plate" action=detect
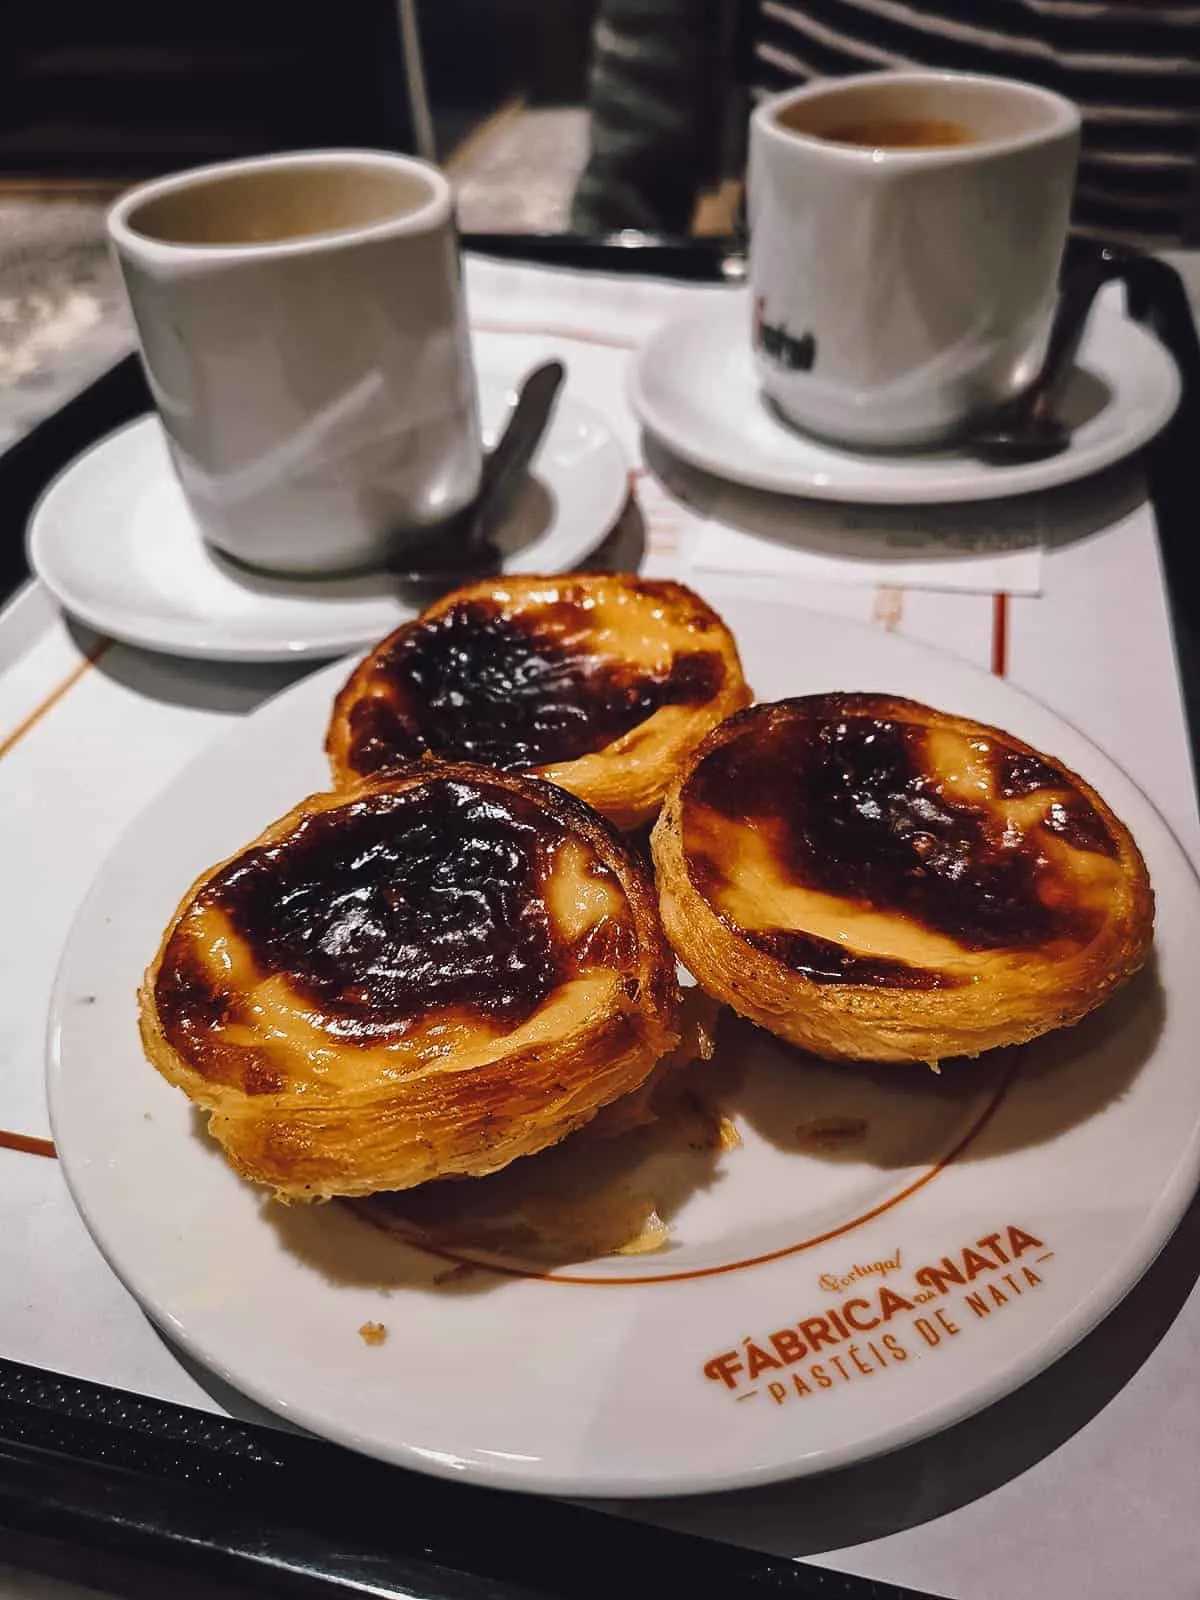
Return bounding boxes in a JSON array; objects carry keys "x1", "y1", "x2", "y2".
[
  {"x1": 48, "y1": 591, "x2": 1200, "y2": 1497},
  {"x1": 629, "y1": 295, "x2": 1180, "y2": 504},
  {"x1": 28, "y1": 350, "x2": 628, "y2": 663}
]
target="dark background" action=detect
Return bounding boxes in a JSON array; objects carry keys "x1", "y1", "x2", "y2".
[{"x1": 0, "y1": 0, "x2": 597, "y2": 177}]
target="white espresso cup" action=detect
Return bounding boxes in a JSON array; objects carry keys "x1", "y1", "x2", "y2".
[
  {"x1": 748, "y1": 72, "x2": 1081, "y2": 450},
  {"x1": 109, "y1": 149, "x2": 481, "y2": 575}
]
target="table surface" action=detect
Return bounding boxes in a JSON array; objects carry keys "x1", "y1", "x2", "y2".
[{"x1": 3, "y1": 255, "x2": 1200, "y2": 1600}]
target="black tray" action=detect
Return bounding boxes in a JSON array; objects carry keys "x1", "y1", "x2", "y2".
[{"x1": 1, "y1": 236, "x2": 1198, "y2": 1600}]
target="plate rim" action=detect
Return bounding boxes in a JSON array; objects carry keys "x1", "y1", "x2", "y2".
[
  {"x1": 45, "y1": 595, "x2": 1200, "y2": 1497},
  {"x1": 628, "y1": 297, "x2": 1181, "y2": 505}
]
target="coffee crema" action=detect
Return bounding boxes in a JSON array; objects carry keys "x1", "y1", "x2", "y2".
[
  {"x1": 126, "y1": 164, "x2": 434, "y2": 247},
  {"x1": 778, "y1": 109, "x2": 977, "y2": 150}
]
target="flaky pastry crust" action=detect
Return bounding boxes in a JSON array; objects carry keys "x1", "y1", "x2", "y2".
[
  {"x1": 651, "y1": 694, "x2": 1154, "y2": 1063},
  {"x1": 140, "y1": 763, "x2": 680, "y2": 1199},
  {"x1": 326, "y1": 573, "x2": 751, "y2": 829}
]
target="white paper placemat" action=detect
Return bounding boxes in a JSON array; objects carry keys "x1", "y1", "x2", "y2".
[{"x1": 692, "y1": 498, "x2": 1045, "y2": 594}]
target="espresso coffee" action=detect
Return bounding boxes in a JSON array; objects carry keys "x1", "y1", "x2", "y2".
[
  {"x1": 109, "y1": 150, "x2": 482, "y2": 574},
  {"x1": 819, "y1": 117, "x2": 977, "y2": 149},
  {"x1": 126, "y1": 163, "x2": 431, "y2": 247},
  {"x1": 751, "y1": 72, "x2": 1080, "y2": 447},
  {"x1": 775, "y1": 103, "x2": 977, "y2": 149}
]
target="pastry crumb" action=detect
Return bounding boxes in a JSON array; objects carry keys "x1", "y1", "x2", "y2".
[
  {"x1": 680, "y1": 1089, "x2": 740, "y2": 1152},
  {"x1": 358, "y1": 1321, "x2": 387, "y2": 1346},
  {"x1": 796, "y1": 1116, "x2": 868, "y2": 1151},
  {"x1": 616, "y1": 1205, "x2": 670, "y2": 1255}
]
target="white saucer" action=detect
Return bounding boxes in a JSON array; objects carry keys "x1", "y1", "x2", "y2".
[
  {"x1": 629, "y1": 293, "x2": 1180, "y2": 505},
  {"x1": 28, "y1": 361, "x2": 628, "y2": 663}
]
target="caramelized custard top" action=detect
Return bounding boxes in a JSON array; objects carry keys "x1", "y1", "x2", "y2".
[
  {"x1": 680, "y1": 696, "x2": 1120, "y2": 989},
  {"x1": 342, "y1": 586, "x2": 726, "y2": 778},
  {"x1": 155, "y1": 777, "x2": 638, "y2": 1089}
]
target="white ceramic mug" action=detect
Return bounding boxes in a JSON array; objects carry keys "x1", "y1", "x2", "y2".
[
  {"x1": 109, "y1": 149, "x2": 481, "y2": 576},
  {"x1": 748, "y1": 72, "x2": 1081, "y2": 451}
]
